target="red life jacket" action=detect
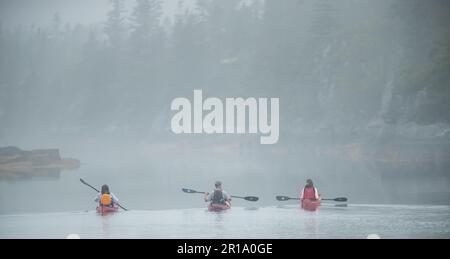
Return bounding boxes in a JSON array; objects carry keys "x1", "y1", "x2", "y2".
[{"x1": 302, "y1": 187, "x2": 317, "y2": 199}]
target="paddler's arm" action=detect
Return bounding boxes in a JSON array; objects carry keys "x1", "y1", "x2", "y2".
[
  {"x1": 204, "y1": 192, "x2": 210, "y2": 202},
  {"x1": 223, "y1": 191, "x2": 231, "y2": 201},
  {"x1": 111, "y1": 193, "x2": 119, "y2": 203}
]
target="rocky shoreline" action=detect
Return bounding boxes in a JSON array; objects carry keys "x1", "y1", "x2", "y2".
[{"x1": 0, "y1": 146, "x2": 80, "y2": 178}]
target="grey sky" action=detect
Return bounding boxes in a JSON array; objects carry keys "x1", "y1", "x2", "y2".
[{"x1": 0, "y1": 0, "x2": 196, "y2": 28}]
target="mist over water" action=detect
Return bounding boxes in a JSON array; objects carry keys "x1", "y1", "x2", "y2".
[{"x1": 0, "y1": 0, "x2": 450, "y2": 216}]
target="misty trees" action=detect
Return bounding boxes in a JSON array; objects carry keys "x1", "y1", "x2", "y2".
[
  {"x1": 129, "y1": 0, "x2": 165, "y2": 82},
  {"x1": 51, "y1": 13, "x2": 62, "y2": 34},
  {"x1": 0, "y1": 0, "x2": 449, "y2": 141},
  {"x1": 381, "y1": 0, "x2": 450, "y2": 124},
  {"x1": 256, "y1": 0, "x2": 316, "y2": 123},
  {"x1": 170, "y1": 7, "x2": 205, "y2": 90},
  {"x1": 195, "y1": 0, "x2": 261, "y2": 94},
  {"x1": 0, "y1": 22, "x2": 8, "y2": 135},
  {"x1": 128, "y1": 0, "x2": 166, "y2": 128},
  {"x1": 130, "y1": 0, "x2": 163, "y2": 54},
  {"x1": 105, "y1": 0, "x2": 127, "y2": 49}
]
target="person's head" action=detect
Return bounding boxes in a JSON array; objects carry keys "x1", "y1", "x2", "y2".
[
  {"x1": 101, "y1": 184, "x2": 110, "y2": 194},
  {"x1": 306, "y1": 179, "x2": 314, "y2": 188},
  {"x1": 215, "y1": 181, "x2": 222, "y2": 189}
]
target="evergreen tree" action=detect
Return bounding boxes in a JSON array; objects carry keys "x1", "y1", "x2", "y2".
[
  {"x1": 105, "y1": 0, "x2": 127, "y2": 48},
  {"x1": 51, "y1": 12, "x2": 61, "y2": 33},
  {"x1": 130, "y1": 0, "x2": 163, "y2": 52}
]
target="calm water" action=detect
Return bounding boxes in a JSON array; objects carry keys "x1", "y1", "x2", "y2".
[
  {"x1": 2, "y1": 155, "x2": 444, "y2": 215},
  {"x1": 0, "y1": 204, "x2": 449, "y2": 239},
  {"x1": 1, "y1": 144, "x2": 449, "y2": 238},
  {"x1": 0, "y1": 158, "x2": 390, "y2": 214}
]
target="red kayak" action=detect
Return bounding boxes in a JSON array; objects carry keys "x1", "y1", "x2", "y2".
[
  {"x1": 301, "y1": 199, "x2": 321, "y2": 212},
  {"x1": 96, "y1": 205, "x2": 119, "y2": 214},
  {"x1": 208, "y1": 201, "x2": 231, "y2": 212}
]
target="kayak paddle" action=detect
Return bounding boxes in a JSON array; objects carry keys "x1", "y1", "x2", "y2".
[
  {"x1": 231, "y1": 195, "x2": 259, "y2": 202},
  {"x1": 80, "y1": 178, "x2": 128, "y2": 211},
  {"x1": 276, "y1": 195, "x2": 347, "y2": 202},
  {"x1": 182, "y1": 188, "x2": 259, "y2": 202},
  {"x1": 182, "y1": 188, "x2": 204, "y2": 194},
  {"x1": 322, "y1": 197, "x2": 348, "y2": 202}
]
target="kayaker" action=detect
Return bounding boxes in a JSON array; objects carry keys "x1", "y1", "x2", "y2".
[
  {"x1": 300, "y1": 179, "x2": 320, "y2": 201},
  {"x1": 204, "y1": 181, "x2": 231, "y2": 205},
  {"x1": 94, "y1": 184, "x2": 119, "y2": 207}
]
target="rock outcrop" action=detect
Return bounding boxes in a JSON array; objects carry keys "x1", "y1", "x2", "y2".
[{"x1": 0, "y1": 146, "x2": 80, "y2": 179}]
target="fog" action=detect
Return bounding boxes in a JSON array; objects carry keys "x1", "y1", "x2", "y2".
[
  {"x1": 0, "y1": 0, "x2": 196, "y2": 27},
  {"x1": 0, "y1": 0, "x2": 449, "y2": 214}
]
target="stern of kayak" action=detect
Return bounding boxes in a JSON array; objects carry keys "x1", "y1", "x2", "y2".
[
  {"x1": 208, "y1": 201, "x2": 231, "y2": 212},
  {"x1": 301, "y1": 199, "x2": 321, "y2": 212},
  {"x1": 96, "y1": 205, "x2": 119, "y2": 214}
]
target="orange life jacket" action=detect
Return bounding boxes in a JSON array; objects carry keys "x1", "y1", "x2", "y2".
[{"x1": 100, "y1": 194, "x2": 113, "y2": 206}]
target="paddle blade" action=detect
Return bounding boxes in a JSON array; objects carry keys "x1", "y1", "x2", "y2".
[
  {"x1": 117, "y1": 204, "x2": 129, "y2": 211},
  {"x1": 80, "y1": 178, "x2": 86, "y2": 185},
  {"x1": 182, "y1": 188, "x2": 199, "y2": 194},
  {"x1": 244, "y1": 196, "x2": 259, "y2": 202},
  {"x1": 276, "y1": 196, "x2": 291, "y2": 201},
  {"x1": 334, "y1": 197, "x2": 348, "y2": 202}
]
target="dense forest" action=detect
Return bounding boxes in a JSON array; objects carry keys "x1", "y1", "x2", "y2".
[{"x1": 0, "y1": 0, "x2": 449, "y2": 143}]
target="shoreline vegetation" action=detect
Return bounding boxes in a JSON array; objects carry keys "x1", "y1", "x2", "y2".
[{"x1": 0, "y1": 146, "x2": 80, "y2": 179}]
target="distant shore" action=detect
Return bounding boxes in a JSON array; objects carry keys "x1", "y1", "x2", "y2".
[{"x1": 0, "y1": 146, "x2": 80, "y2": 174}]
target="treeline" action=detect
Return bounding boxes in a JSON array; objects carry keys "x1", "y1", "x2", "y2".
[{"x1": 0, "y1": 0, "x2": 449, "y2": 140}]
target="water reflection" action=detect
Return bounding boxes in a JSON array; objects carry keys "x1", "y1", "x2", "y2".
[
  {"x1": 303, "y1": 212, "x2": 319, "y2": 239},
  {"x1": 99, "y1": 213, "x2": 113, "y2": 239},
  {"x1": 0, "y1": 146, "x2": 79, "y2": 182},
  {"x1": 1, "y1": 141, "x2": 449, "y2": 215},
  {"x1": 0, "y1": 168, "x2": 62, "y2": 181}
]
